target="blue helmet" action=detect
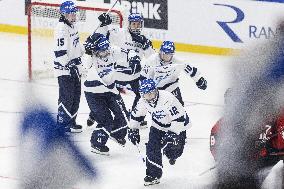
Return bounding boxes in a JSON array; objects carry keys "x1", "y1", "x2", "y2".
[
  {"x1": 128, "y1": 13, "x2": 144, "y2": 22},
  {"x1": 160, "y1": 41, "x2": 175, "y2": 54},
  {"x1": 60, "y1": 1, "x2": 78, "y2": 14},
  {"x1": 95, "y1": 36, "x2": 110, "y2": 51},
  {"x1": 139, "y1": 79, "x2": 156, "y2": 95}
]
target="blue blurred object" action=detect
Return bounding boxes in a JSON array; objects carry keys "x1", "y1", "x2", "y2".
[{"x1": 20, "y1": 106, "x2": 96, "y2": 188}]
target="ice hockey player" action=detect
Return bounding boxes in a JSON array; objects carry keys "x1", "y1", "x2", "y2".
[
  {"x1": 86, "y1": 12, "x2": 155, "y2": 127},
  {"x1": 53, "y1": 1, "x2": 84, "y2": 133},
  {"x1": 141, "y1": 41, "x2": 207, "y2": 106},
  {"x1": 84, "y1": 34, "x2": 142, "y2": 155},
  {"x1": 211, "y1": 88, "x2": 284, "y2": 185},
  {"x1": 214, "y1": 20, "x2": 284, "y2": 187},
  {"x1": 128, "y1": 79, "x2": 190, "y2": 186}
]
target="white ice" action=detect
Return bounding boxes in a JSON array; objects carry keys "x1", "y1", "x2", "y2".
[{"x1": 0, "y1": 32, "x2": 281, "y2": 189}]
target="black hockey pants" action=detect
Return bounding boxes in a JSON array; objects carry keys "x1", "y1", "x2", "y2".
[
  {"x1": 146, "y1": 127, "x2": 186, "y2": 179},
  {"x1": 85, "y1": 92, "x2": 128, "y2": 147},
  {"x1": 57, "y1": 75, "x2": 81, "y2": 129}
]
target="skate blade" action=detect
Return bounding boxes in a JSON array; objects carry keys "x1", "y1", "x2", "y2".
[
  {"x1": 144, "y1": 179, "x2": 160, "y2": 186},
  {"x1": 70, "y1": 128, "x2": 82, "y2": 133},
  {"x1": 91, "y1": 148, "x2": 110, "y2": 156}
]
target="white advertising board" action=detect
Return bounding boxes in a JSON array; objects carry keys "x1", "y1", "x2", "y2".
[{"x1": 1, "y1": 0, "x2": 284, "y2": 51}]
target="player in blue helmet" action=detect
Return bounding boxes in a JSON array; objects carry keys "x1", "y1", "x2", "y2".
[
  {"x1": 54, "y1": 0, "x2": 84, "y2": 133},
  {"x1": 129, "y1": 78, "x2": 190, "y2": 186},
  {"x1": 83, "y1": 33, "x2": 142, "y2": 155},
  {"x1": 139, "y1": 78, "x2": 158, "y2": 104},
  {"x1": 159, "y1": 41, "x2": 175, "y2": 64},
  {"x1": 85, "y1": 12, "x2": 155, "y2": 128},
  {"x1": 59, "y1": 1, "x2": 78, "y2": 24},
  {"x1": 128, "y1": 13, "x2": 144, "y2": 34},
  {"x1": 84, "y1": 33, "x2": 110, "y2": 58},
  {"x1": 141, "y1": 40, "x2": 207, "y2": 107}
]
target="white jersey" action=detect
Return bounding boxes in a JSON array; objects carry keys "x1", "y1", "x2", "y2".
[
  {"x1": 97, "y1": 26, "x2": 155, "y2": 80},
  {"x1": 84, "y1": 46, "x2": 138, "y2": 94},
  {"x1": 141, "y1": 54, "x2": 202, "y2": 92},
  {"x1": 130, "y1": 90, "x2": 191, "y2": 134},
  {"x1": 53, "y1": 19, "x2": 84, "y2": 77}
]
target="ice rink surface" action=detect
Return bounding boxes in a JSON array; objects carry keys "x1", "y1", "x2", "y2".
[{"x1": 0, "y1": 32, "x2": 282, "y2": 188}]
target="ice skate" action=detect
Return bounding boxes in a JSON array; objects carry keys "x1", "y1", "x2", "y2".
[
  {"x1": 91, "y1": 144, "x2": 110, "y2": 156},
  {"x1": 65, "y1": 124, "x2": 82, "y2": 133},
  {"x1": 144, "y1": 176, "x2": 160, "y2": 186}
]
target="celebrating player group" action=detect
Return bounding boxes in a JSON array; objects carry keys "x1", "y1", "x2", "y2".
[{"x1": 53, "y1": 1, "x2": 207, "y2": 186}]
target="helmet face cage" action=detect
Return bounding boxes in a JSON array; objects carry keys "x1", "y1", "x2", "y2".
[
  {"x1": 143, "y1": 90, "x2": 158, "y2": 104},
  {"x1": 159, "y1": 41, "x2": 175, "y2": 63},
  {"x1": 64, "y1": 13, "x2": 78, "y2": 23},
  {"x1": 139, "y1": 79, "x2": 158, "y2": 104},
  {"x1": 128, "y1": 13, "x2": 144, "y2": 34},
  {"x1": 60, "y1": 1, "x2": 78, "y2": 23}
]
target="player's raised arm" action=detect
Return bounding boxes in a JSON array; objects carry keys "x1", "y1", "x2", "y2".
[{"x1": 183, "y1": 61, "x2": 207, "y2": 90}]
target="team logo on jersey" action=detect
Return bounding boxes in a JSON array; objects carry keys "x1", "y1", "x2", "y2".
[
  {"x1": 152, "y1": 110, "x2": 166, "y2": 119},
  {"x1": 105, "y1": 0, "x2": 168, "y2": 30},
  {"x1": 214, "y1": 4, "x2": 244, "y2": 43}
]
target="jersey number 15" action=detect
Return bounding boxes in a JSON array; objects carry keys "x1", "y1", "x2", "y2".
[{"x1": 57, "y1": 38, "x2": 64, "y2": 46}]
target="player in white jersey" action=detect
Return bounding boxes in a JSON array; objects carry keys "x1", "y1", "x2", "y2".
[
  {"x1": 83, "y1": 34, "x2": 141, "y2": 155},
  {"x1": 141, "y1": 41, "x2": 207, "y2": 106},
  {"x1": 53, "y1": 1, "x2": 84, "y2": 133},
  {"x1": 86, "y1": 13, "x2": 155, "y2": 127},
  {"x1": 128, "y1": 79, "x2": 190, "y2": 186}
]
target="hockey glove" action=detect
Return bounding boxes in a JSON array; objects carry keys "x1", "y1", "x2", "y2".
[
  {"x1": 66, "y1": 57, "x2": 82, "y2": 70},
  {"x1": 163, "y1": 131, "x2": 180, "y2": 146},
  {"x1": 98, "y1": 13, "x2": 112, "y2": 27},
  {"x1": 129, "y1": 55, "x2": 142, "y2": 74},
  {"x1": 128, "y1": 129, "x2": 140, "y2": 145},
  {"x1": 130, "y1": 33, "x2": 152, "y2": 50},
  {"x1": 196, "y1": 77, "x2": 207, "y2": 90}
]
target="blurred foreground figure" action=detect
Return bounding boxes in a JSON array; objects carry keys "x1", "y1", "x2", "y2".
[
  {"x1": 215, "y1": 21, "x2": 284, "y2": 188},
  {"x1": 211, "y1": 89, "x2": 284, "y2": 188},
  {"x1": 19, "y1": 105, "x2": 96, "y2": 189}
]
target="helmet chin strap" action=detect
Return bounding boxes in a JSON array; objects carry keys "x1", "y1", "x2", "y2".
[{"x1": 129, "y1": 28, "x2": 141, "y2": 35}]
